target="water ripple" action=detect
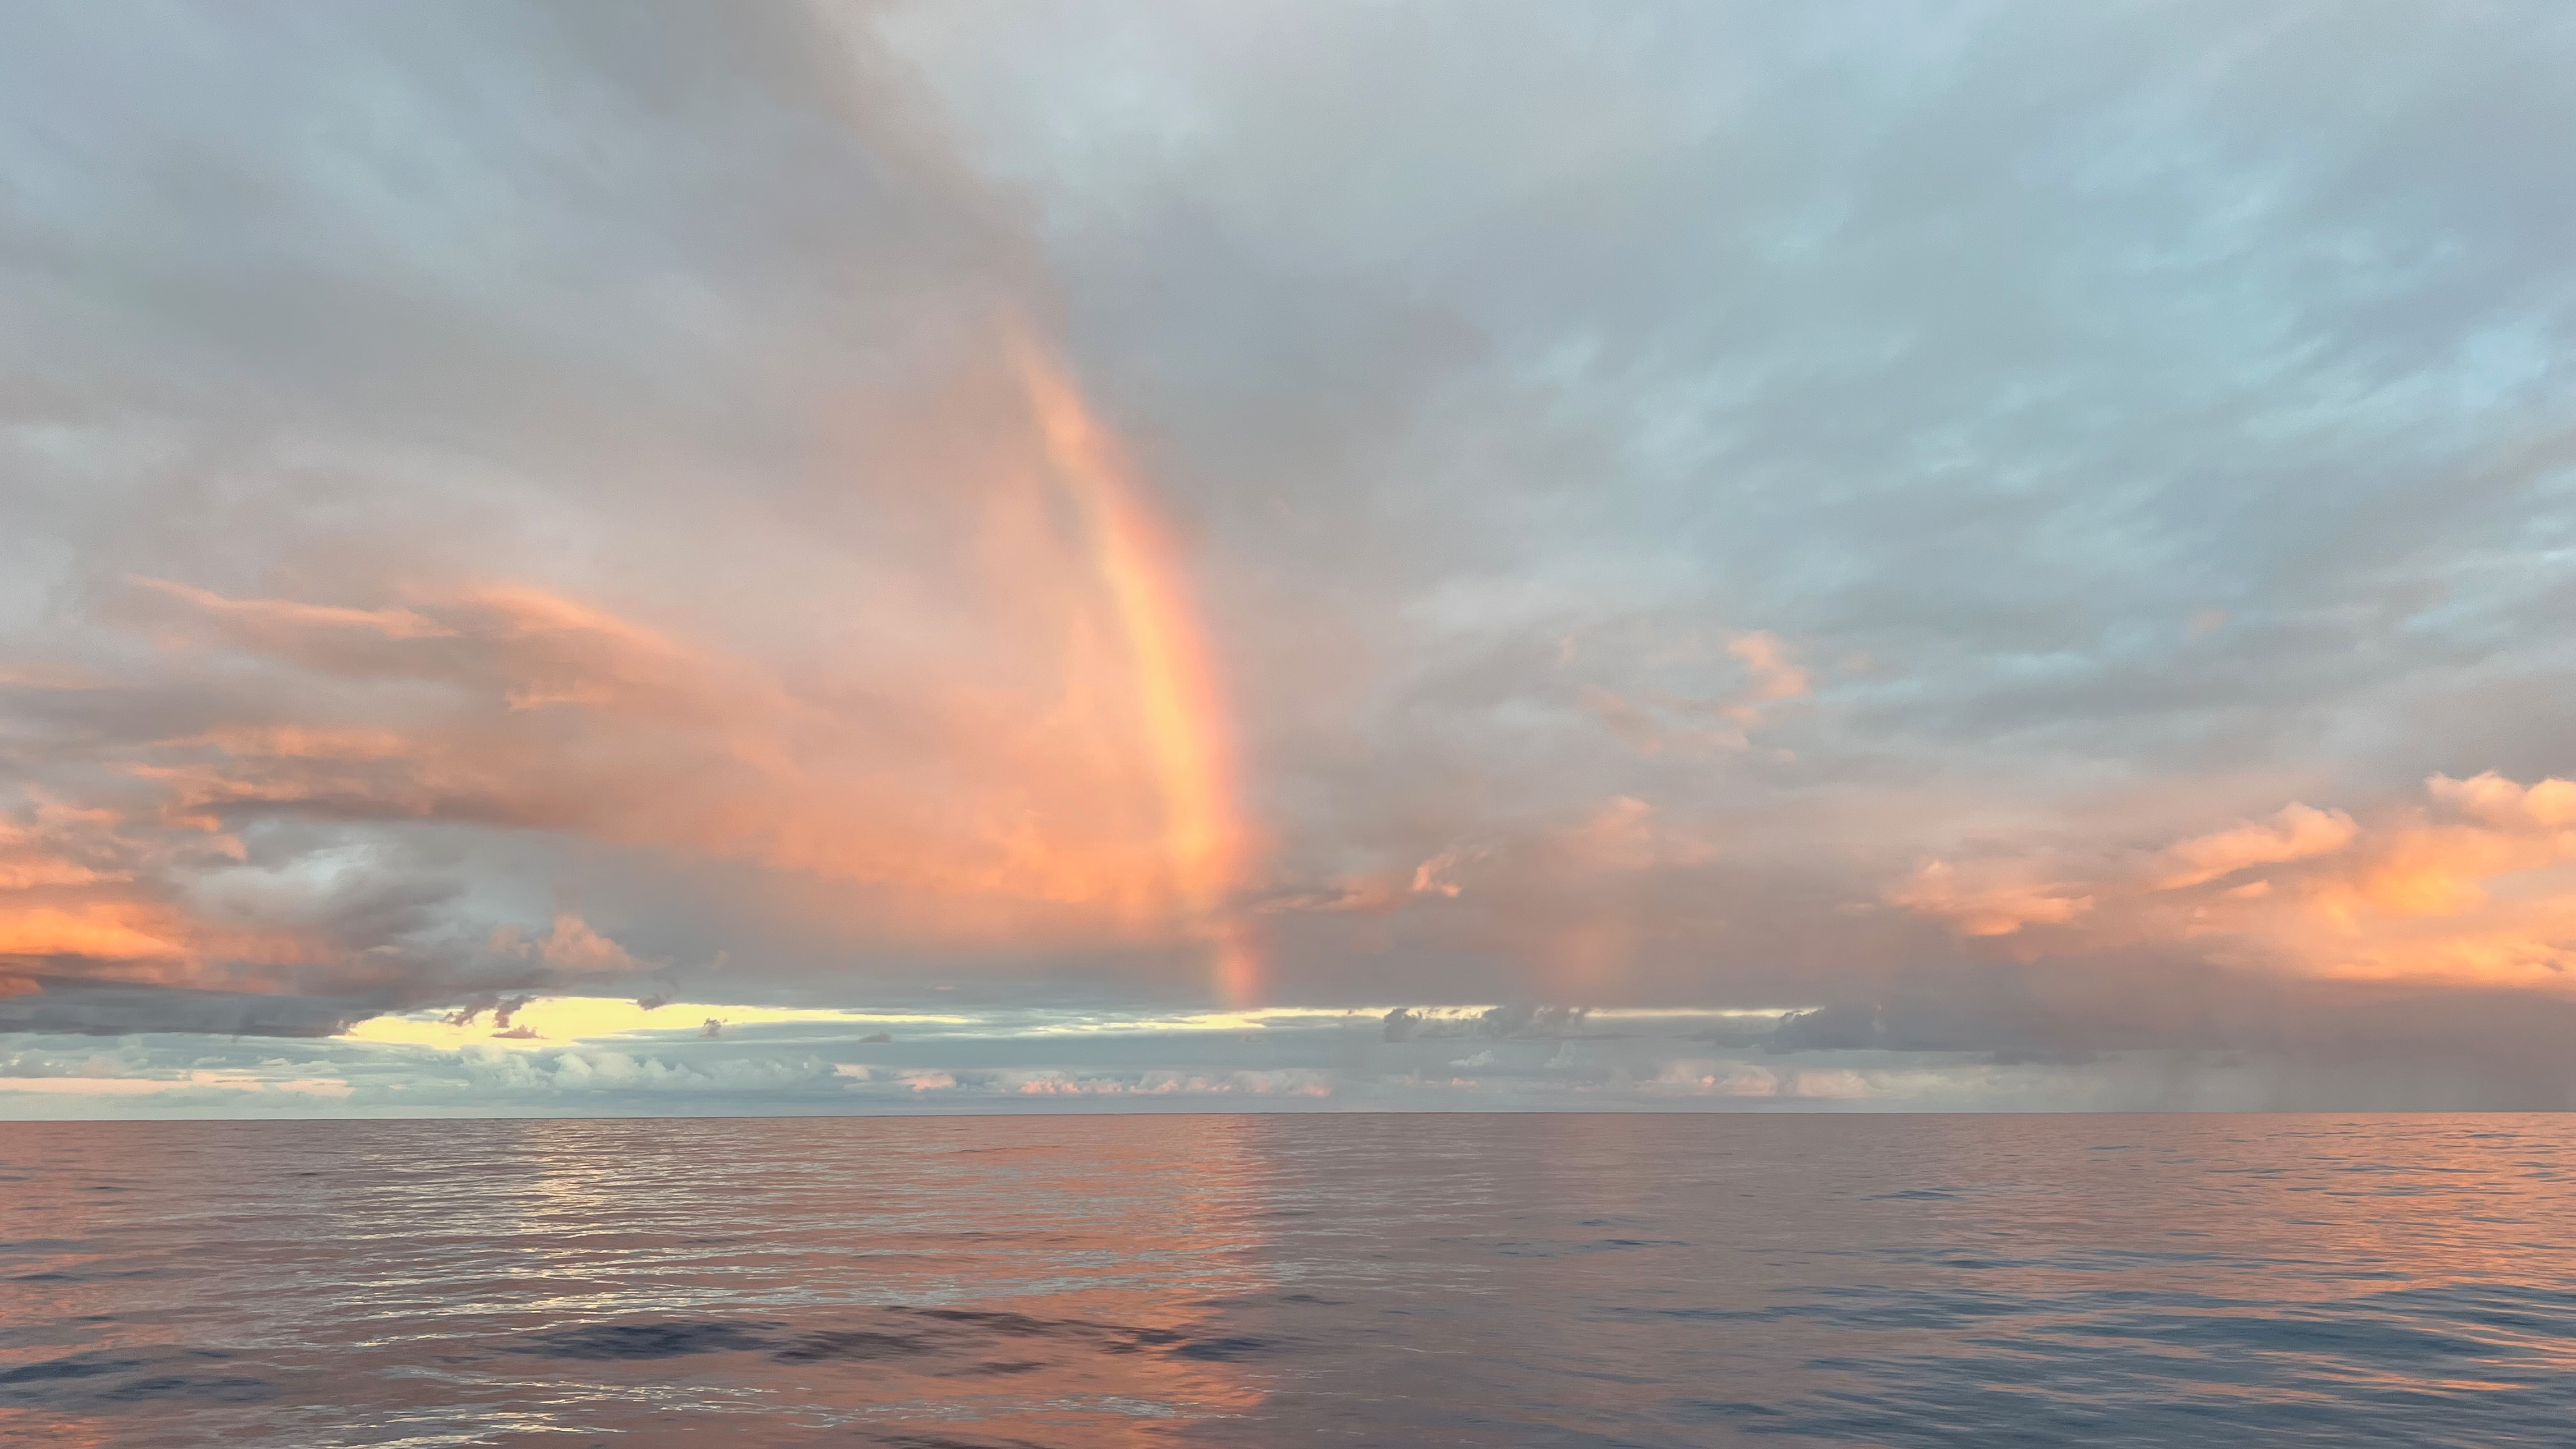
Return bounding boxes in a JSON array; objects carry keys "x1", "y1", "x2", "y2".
[{"x1": 3, "y1": 1114, "x2": 2573, "y2": 1446}]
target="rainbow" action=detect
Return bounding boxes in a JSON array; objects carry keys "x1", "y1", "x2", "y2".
[{"x1": 1009, "y1": 332, "x2": 1261, "y2": 1004}]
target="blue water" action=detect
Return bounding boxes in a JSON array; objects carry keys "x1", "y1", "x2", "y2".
[{"x1": 4, "y1": 1114, "x2": 2573, "y2": 1446}]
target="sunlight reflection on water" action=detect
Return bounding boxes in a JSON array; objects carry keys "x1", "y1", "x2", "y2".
[{"x1": 4, "y1": 1114, "x2": 2575, "y2": 1446}]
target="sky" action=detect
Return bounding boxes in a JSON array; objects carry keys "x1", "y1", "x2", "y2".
[{"x1": 4, "y1": 1, "x2": 2576, "y2": 1116}]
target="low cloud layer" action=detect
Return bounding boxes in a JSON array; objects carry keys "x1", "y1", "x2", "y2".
[{"x1": 5, "y1": 2, "x2": 2576, "y2": 1110}]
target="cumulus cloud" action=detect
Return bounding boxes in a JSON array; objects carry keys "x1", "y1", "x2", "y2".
[
  {"x1": 1382, "y1": 1004, "x2": 1591, "y2": 1042},
  {"x1": 2429, "y1": 772, "x2": 2576, "y2": 831},
  {"x1": 2154, "y1": 804, "x2": 2359, "y2": 889},
  {"x1": 1885, "y1": 861, "x2": 2095, "y2": 938},
  {"x1": 1868, "y1": 775, "x2": 2576, "y2": 994},
  {"x1": 501, "y1": 916, "x2": 646, "y2": 976}
]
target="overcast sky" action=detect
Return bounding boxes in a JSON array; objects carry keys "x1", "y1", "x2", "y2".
[{"x1": 6, "y1": 1, "x2": 2576, "y2": 1116}]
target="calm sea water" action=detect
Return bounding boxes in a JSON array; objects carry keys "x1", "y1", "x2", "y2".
[{"x1": 4, "y1": 1114, "x2": 2573, "y2": 1447}]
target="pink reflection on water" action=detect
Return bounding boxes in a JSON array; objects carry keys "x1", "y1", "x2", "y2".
[{"x1": 6, "y1": 1114, "x2": 2576, "y2": 1445}]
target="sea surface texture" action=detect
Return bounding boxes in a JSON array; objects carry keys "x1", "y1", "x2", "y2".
[{"x1": 3, "y1": 1114, "x2": 2573, "y2": 1447}]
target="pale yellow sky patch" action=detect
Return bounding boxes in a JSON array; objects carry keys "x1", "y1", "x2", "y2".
[{"x1": 339, "y1": 997, "x2": 977, "y2": 1050}]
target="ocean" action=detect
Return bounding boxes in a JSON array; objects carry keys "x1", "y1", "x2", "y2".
[{"x1": 3, "y1": 1113, "x2": 2572, "y2": 1446}]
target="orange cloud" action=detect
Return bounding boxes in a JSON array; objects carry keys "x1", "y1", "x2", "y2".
[
  {"x1": 1878, "y1": 775, "x2": 2576, "y2": 990},
  {"x1": 2244, "y1": 781, "x2": 2576, "y2": 983},
  {"x1": 2154, "y1": 802, "x2": 2358, "y2": 889},
  {"x1": 33, "y1": 332, "x2": 1261, "y2": 1001},
  {"x1": 0, "y1": 803, "x2": 240, "y2": 983},
  {"x1": 1726, "y1": 631, "x2": 1809, "y2": 702},
  {"x1": 130, "y1": 576, "x2": 452, "y2": 641},
  {"x1": 173, "y1": 726, "x2": 416, "y2": 762},
  {"x1": 1884, "y1": 859, "x2": 2095, "y2": 937},
  {"x1": 1586, "y1": 630, "x2": 1809, "y2": 758},
  {"x1": 0, "y1": 904, "x2": 188, "y2": 961},
  {"x1": 1410, "y1": 845, "x2": 1491, "y2": 899},
  {"x1": 2428, "y1": 771, "x2": 2576, "y2": 831},
  {"x1": 491, "y1": 913, "x2": 645, "y2": 974},
  {"x1": 116, "y1": 576, "x2": 1216, "y2": 939},
  {"x1": 0, "y1": 818, "x2": 126, "y2": 890},
  {"x1": 1561, "y1": 795, "x2": 1713, "y2": 873}
]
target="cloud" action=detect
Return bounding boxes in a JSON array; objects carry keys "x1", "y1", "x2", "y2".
[
  {"x1": 62, "y1": 452, "x2": 1255, "y2": 929},
  {"x1": 2429, "y1": 772, "x2": 2576, "y2": 831},
  {"x1": 2153, "y1": 803, "x2": 2359, "y2": 889},
  {"x1": 7, "y1": 989, "x2": 2576, "y2": 1116},
  {"x1": 4, "y1": 1, "x2": 2576, "y2": 1108},
  {"x1": 512, "y1": 915, "x2": 646, "y2": 976},
  {"x1": 0, "y1": 905, "x2": 189, "y2": 962},
  {"x1": 1579, "y1": 631, "x2": 1809, "y2": 757},
  {"x1": 441, "y1": 1043, "x2": 846, "y2": 1097},
  {"x1": 1382, "y1": 1004, "x2": 1591, "y2": 1041},
  {"x1": 0, "y1": 1071, "x2": 349, "y2": 1100},
  {"x1": 1871, "y1": 775, "x2": 2576, "y2": 993},
  {"x1": 1408, "y1": 847, "x2": 1483, "y2": 898},
  {"x1": 1726, "y1": 632, "x2": 1809, "y2": 703},
  {"x1": 129, "y1": 578, "x2": 454, "y2": 645},
  {"x1": 0, "y1": 984, "x2": 372, "y2": 1038},
  {"x1": 1884, "y1": 861, "x2": 2096, "y2": 938}
]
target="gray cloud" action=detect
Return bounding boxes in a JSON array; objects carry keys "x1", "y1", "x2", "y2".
[{"x1": 0, "y1": 983, "x2": 372, "y2": 1039}]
